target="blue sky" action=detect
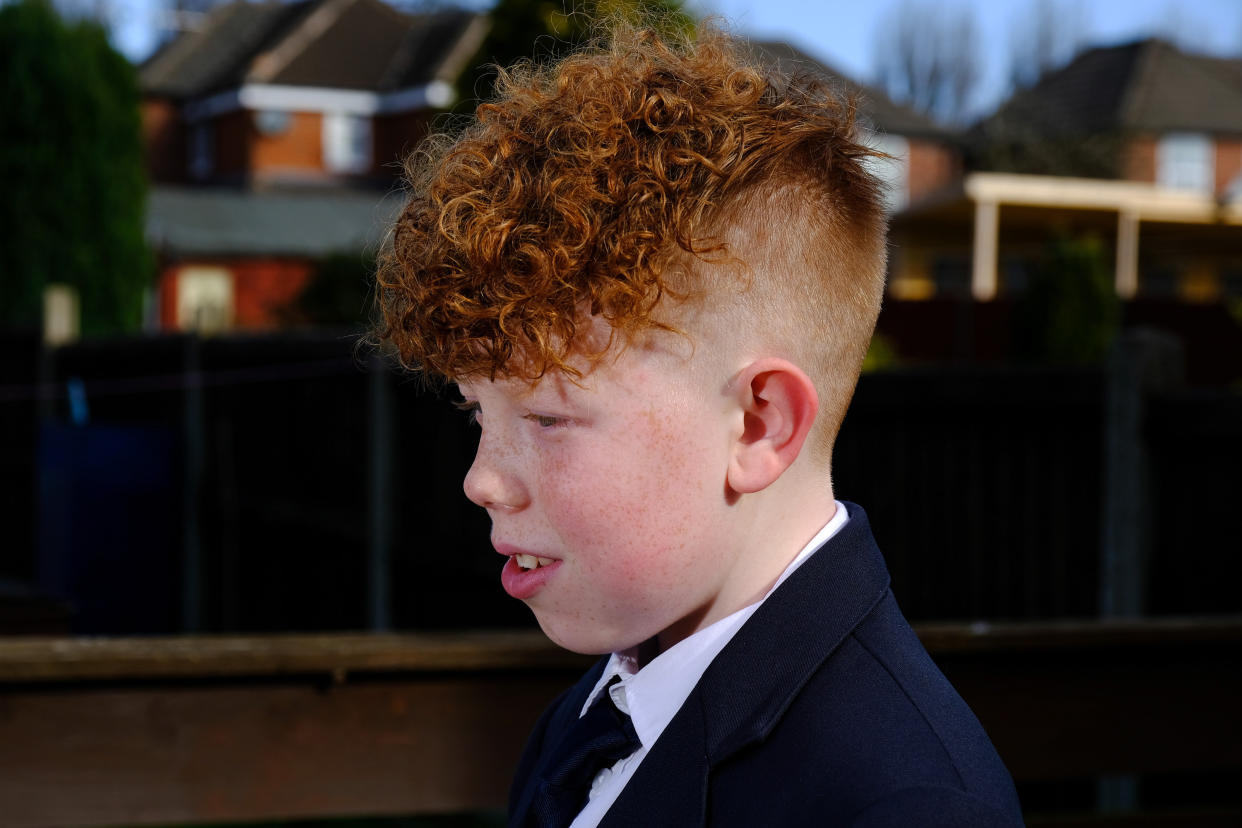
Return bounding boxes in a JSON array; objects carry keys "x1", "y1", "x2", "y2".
[
  {"x1": 114, "y1": 0, "x2": 1241, "y2": 113},
  {"x1": 700, "y1": 0, "x2": 1242, "y2": 113}
]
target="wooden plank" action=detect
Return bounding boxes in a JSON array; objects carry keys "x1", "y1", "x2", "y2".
[
  {"x1": 939, "y1": 641, "x2": 1242, "y2": 780},
  {"x1": 0, "y1": 673, "x2": 576, "y2": 828},
  {"x1": 0, "y1": 630, "x2": 592, "y2": 682},
  {"x1": 917, "y1": 616, "x2": 1242, "y2": 654},
  {"x1": 3, "y1": 619, "x2": 1238, "y2": 682},
  {"x1": 1, "y1": 623, "x2": 1239, "y2": 827}
]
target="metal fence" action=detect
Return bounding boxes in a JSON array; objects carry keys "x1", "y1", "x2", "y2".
[{"x1": 2, "y1": 330, "x2": 1238, "y2": 634}]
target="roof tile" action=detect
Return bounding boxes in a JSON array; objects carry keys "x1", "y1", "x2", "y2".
[{"x1": 140, "y1": 0, "x2": 480, "y2": 98}]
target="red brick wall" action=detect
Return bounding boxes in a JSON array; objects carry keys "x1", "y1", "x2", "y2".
[
  {"x1": 1215, "y1": 138, "x2": 1242, "y2": 195},
  {"x1": 144, "y1": 101, "x2": 428, "y2": 185},
  {"x1": 231, "y1": 258, "x2": 313, "y2": 327},
  {"x1": 1122, "y1": 135, "x2": 1156, "y2": 183},
  {"x1": 158, "y1": 264, "x2": 177, "y2": 330},
  {"x1": 159, "y1": 258, "x2": 313, "y2": 331},
  {"x1": 252, "y1": 111, "x2": 325, "y2": 175},
  {"x1": 906, "y1": 139, "x2": 960, "y2": 204},
  {"x1": 142, "y1": 98, "x2": 186, "y2": 183}
]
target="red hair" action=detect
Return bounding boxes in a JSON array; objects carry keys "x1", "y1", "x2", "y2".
[{"x1": 377, "y1": 22, "x2": 887, "y2": 399}]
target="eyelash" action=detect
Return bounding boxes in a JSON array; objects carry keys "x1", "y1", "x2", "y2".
[
  {"x1": 524, "y1": 413, "x2": 566, "y2": 429},
  {"x1": 453, "y1": 401, "x2": 566, "y2": 430}
]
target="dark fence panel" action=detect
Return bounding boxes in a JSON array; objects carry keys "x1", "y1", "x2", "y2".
[
  {"x1": 387, "y1": 375, "x2": 526, "y2": 631},
  {"x1": 0, "y1": 333, "x2": 41, "y2": 585},
  {"x1": 1148, "y1": 391, "x2": 1242, "y2": 615},
  {"x1": 28, "y1": 337, "x2": 192, "y2": 634},
  {"x1": 197, "y1": 334, "x2": 372, "y2": 632},
  {"x1": 4, "y1": 333, "x2": 1237, "y2": 634},
  {"x1": 47, "y1": 335, "x2": 191, "y2": 424},
  {"x1": 36, "y1": 422, "x2": 180, "y2": 633},
  {"x1": 835, "y1": 367, "x2": 1105, "y2": 621}
]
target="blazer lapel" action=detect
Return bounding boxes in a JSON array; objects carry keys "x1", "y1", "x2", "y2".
[
  {"x1": 602, "y1": 503, "x2": 891, "y2": 824},
  {"x1": 598, "y1": 693, "x2": 710, "y2": 828},
  {"x1": 700, "y1": 502, "x2": 891, "y2": 761}
]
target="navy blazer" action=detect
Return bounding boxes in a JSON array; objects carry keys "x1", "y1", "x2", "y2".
[{"x1": 510, "y1": 503, "x2": 1025, "y2": 827}]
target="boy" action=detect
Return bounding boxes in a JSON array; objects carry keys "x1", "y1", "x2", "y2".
[{"x1": 377, "y1": 22, "x2": 1024, "y2": 828}]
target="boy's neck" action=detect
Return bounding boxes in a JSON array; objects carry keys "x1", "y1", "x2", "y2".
[{"x1": 649, "y1": 487, "x2": 838, "y2": 657}]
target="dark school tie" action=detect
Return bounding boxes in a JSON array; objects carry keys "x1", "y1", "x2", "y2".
[{"x1": 528, "y1": 675, "x2": 641, "y2": 828}]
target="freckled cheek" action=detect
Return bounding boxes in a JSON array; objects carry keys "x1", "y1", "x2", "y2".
[{"x1": 547, "y1": 453, "x2": 711, "y2": 586}]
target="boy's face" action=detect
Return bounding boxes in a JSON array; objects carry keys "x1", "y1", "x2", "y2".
[{"x1": 458, "y1": 322, "x2": 750, "y2": 655}]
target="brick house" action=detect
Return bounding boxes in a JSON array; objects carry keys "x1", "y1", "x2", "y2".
[
  {"x1": 890, "y1": 39, "x2": 1242, "y2": 302},
  {"x1": 753, "y1": 40, "x2": 962, "y2": 216},
  {"x1": 139, "y1": 0, "x2": 486, "y2": 331}
]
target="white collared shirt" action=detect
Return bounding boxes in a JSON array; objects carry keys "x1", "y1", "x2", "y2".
[{"x1": 567, "y1": 502, "x2": 850, "y2": 828}]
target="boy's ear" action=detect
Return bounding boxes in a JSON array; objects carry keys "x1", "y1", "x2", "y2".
[{"x1": 726, "y1": 358, "x2": 819, "y2": 495}]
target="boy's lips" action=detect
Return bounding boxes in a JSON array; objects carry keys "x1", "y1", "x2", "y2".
[{"x1": 495, "y1": 544, "x2": 562, "y2": 600}]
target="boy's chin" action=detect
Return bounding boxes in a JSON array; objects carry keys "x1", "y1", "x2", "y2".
[{"x1": 534, "y1": 613, "x2": 640, "y2": 657}]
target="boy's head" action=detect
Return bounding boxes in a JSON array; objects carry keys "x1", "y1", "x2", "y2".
[{"x1": 377, "y1": 23, "x2": 888, "y2": 654}]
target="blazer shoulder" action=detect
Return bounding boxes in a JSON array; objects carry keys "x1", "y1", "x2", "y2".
[
  {"x1": 705, "y1": 590, "x2": 1022, "y2": 825},
  {"x1": 845, "y1": 593, "x2": 1023, "y2": 817}
]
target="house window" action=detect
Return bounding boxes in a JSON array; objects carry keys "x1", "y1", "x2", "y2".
[
  {"x1": 255, "y1": 109, "x2": 292, "y2": 136},
  {"x1": 43, "y1": 283, "x2": 80, "y2": 345},
  {"x1": 176, "y1": 267, "x2": 233, "y2": 333},
  {"x1": 323, "y1": 112, "x2": 372, "y2": 174},
  {"x1": 863, "y1": 133, "x2": 910, "y2": 212},
  {"x1": 1156, "y1": 133, "x2": 1214, "y2": 193},
  {"x1": 189, "y1": 121, "x2": 214, "y2": 179}
]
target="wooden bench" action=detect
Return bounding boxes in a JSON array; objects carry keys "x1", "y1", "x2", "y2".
[{"x1": 1, "y1": 619, "x2": 1238, "y2": 827}]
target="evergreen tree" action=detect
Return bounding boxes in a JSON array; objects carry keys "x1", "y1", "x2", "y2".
[
  {"x1": 0, "y1": 0, "x2": 150, "y2": 335},
  {"x1": 455, "y1": 0, "x2": 693, "y2": 114},
  {"x1": 1013, "y1": 235, "x2": 1119, "y2": 365}
]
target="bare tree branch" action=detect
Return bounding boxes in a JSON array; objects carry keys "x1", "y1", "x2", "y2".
[
  {"x1": 873, "y1": 0, "x2": 981, "y2": 125},
  {"x1": 1009, "y1": 0, "x2": 1084, "y2": 90}
]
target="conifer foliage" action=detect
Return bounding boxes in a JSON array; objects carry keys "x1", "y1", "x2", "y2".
[
  {"x1": 455, "y1": 0, "x2": 692, "y2": 114},
  {"x1": 0, "y1": 0, "x2": 150, "y2": 335}
]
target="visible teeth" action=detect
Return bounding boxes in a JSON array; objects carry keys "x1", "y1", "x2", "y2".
[{"x1": 515, "y1": 554, "x2": 554, "y2": 571}]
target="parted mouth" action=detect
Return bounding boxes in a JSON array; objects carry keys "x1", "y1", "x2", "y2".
[
  {"x1": 495, "y1": 543, "x2": 559, "y2": 572},
  {"x1": 513, "y1": 553, "x2": 556, "y2": 571}
]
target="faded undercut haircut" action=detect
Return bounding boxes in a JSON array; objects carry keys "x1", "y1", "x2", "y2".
[{"x1": 376, "y1": 21, "x2": 889, "y2": 449}]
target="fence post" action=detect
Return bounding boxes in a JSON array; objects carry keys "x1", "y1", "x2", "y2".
[
  {"x1": 182, "y1": 334, "x2": 204, "y2": 633},
  {"x1": 1099, "y1": 329, "x2": 1184, "y2": 618},
  {"x1": 1096, "y1": 329, "x2": 1183, "y2": 813},
  {"x1": 366, "y1": 355, "x2": 394, "y2": 631}
]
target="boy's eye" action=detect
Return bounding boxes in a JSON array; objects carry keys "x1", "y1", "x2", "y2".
[{"x1": 524, "y1": 413, "x2": 566, "y2": 429}]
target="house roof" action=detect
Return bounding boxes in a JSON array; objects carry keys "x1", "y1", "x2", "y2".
[
  {"x1": 749, "y1": 40, "x2": 953, "y2": 140},
  {"x1": 146, "y1": 186, "x2": 405, "y2": 257},
  {"x1": 140, "y1": 0, "x2": 483, "y2": 99},
  {"x1": 982, "y1": 39, "x2": 1242, "y2": 137}
]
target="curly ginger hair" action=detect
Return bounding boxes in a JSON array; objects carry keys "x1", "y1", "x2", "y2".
[{"x1": 377, "y1": 21, "x2": 888, "y2": 410}]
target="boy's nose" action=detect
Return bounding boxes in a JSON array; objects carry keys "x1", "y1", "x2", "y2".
[{"x1": 463, "y1": 433, "x2": 528, "y2": 512}]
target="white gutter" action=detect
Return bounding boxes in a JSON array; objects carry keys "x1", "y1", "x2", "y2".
[{"x1": 182, "y1": 81, "x2": 455, "y2": 122}]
